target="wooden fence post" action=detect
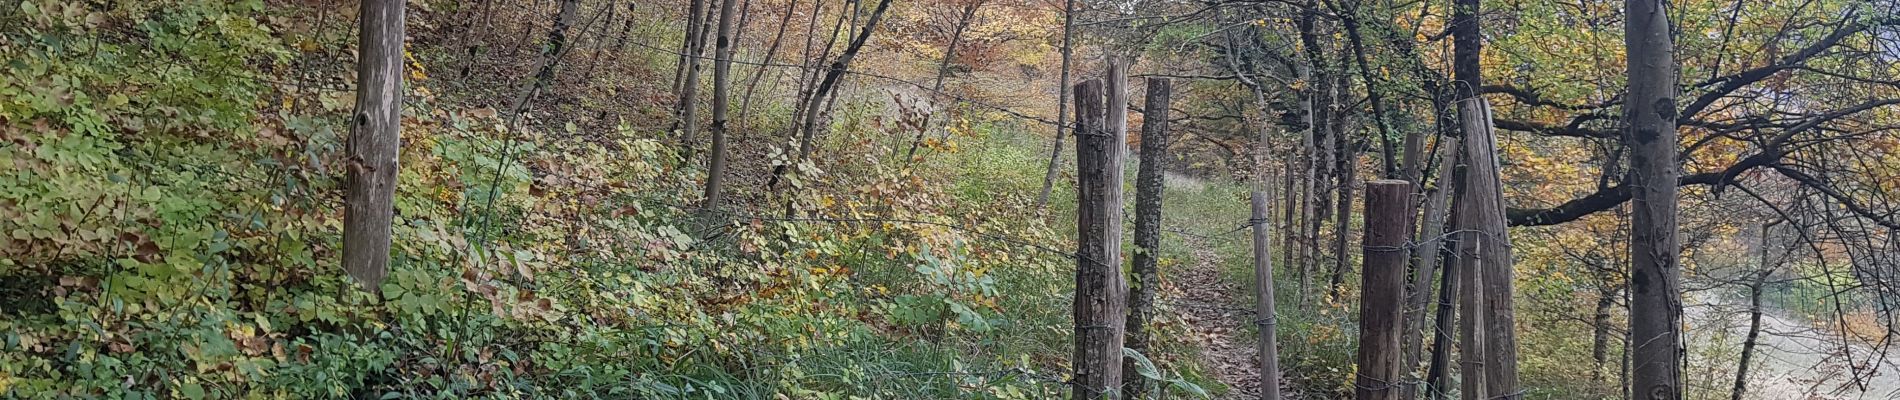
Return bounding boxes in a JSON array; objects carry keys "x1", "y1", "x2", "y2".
[
  {"x1": 1250, "y1": 191, "x2": 1282, "y2": 400},
  {"x1": 1356, "y1": 180, "x2": 1412, "y2": 400},
  {"x1": 1072, "y1": 77, "x2": 1126, "y2": 399},
  {"x1": 1124, "y1": 76, "x2": 1171, "y2": 399}
]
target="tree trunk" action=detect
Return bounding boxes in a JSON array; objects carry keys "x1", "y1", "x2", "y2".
[
  {"x1": 1732, "y1": 273, "x2": 1766, "y2": 400},
  {"x1": 675, "y1": 0, "x2": 716, "y2": 158},
  {"x1": 904, "y1": 0, "x2": 983, "y2": 160},
  {"x1": 342, "y1": 0, "x2": 406, "y2": 293},
  {"x1": 1625, "y1": 0, "x2": 1684, "y2": 397},
  {"x1": 771, "y1": 0, "x2": 896, "y2": 192},
  {"x1": 1297, "y1": 8, "x2": 1335, "y2": 304},
  {"x1": 735, "y1": 0, "x2": 800, "y2": 133},
  {"x1": 1591, "y1": 286, "x2": 1615, "y2": 383},
  {"x1": 1341, "y1": 9, "x2": 1399, "y2": 179},
  {"x1": 1034, "y1": 0, "x2": 1075, "y2": 212},
  {"x1": 1123, "y1": 77, "x2": 1171, "y2": 400},
  {"x1": 1295, "y1": 57, "x2": 1319, "y2": 310},
  {"x1": 1732, "y1": 222, "x2": 1775, "y2": 400},
  {"x1": 1328, "y1": 120, "x2": 1355, "y2": 302},
  {"x1": 702, "y1": 0, "x2": 738, "y2": 209},
  {"x1": 581, "y1": 2, "x2": 617, "y2": 78},
  {"x1": 1281, "y1": 138, "x2": 1302, "y2": 294},
  {"x1": 1357, "y1": 180, "x2": 1413, "y2": 400},
  {"x1": 1071, "y1": 78, "x2": 1127, "y2": 400},
  {"x1": 781, "y1": 0, "x2": 826, "y2": 136},
  {"x1": 671, "y1": 0, "x2": 706, "y2": 98},
  {"x1": 1402, "y1": 134, "x2": 1461, "y2": 399},
  {"x1": 1252, "y1": 190, "x2": 1282, "y2": 400}
]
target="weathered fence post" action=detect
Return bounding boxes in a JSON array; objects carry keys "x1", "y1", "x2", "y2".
[
  {"x1": 1072, "y1": 77, "x2": 1126, "y2": 399},
  {"x1": 1356, "y1": 180, "x2": 1412, "y2": 400},
  {"x1": 1124, "y1": 76, "x2": 1171, "y2": 399},
  {"x1": 1250, "y1": 190, "x2": 1282, "y2": 400}
]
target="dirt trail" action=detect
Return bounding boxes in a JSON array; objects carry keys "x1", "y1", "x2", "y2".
[{"x1": 1170, "y1": 234, "x2": 1285, "y2": 399}]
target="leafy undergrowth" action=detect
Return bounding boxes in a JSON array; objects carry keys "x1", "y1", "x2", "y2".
[{"x1": 0, "y1": 1, "x2": 1218, "y2": 398}]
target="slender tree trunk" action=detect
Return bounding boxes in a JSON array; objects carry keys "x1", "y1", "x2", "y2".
[
  {"x1": 507, "y1": 0, "x2": 579, "y2": 115},
  {"x1": 675, "y1": 0, "x2": 716, "y2": 157},
  {"x1": 771, "y1": 0, "x2": 895, "y2": 192},
  {"x1": 1732, "y1": 223, "x2": 1775, "y2": 400},
  {"x1": 1623, "y1": 273, "x2": 1634, "y2": 400},
  {"x1": 1592, "y1": 285, "x2": 1616, "y2": 383},
  {"x1": 581, "y1": 2, "x2": 617, "y2": 78},
  {"x1": 1328, "y1": 119, "x2": 1355, "y2": 301},
  {"x1": 342, "y1": 0, "x2": 406, "y2": 293},
  {"x1": 736, "y1": 0, "x2": 800, "y2": 133},
  {"x1": 1402, "y1": 134, "x2": 1462, "y2": 399},
  {"x1": 614, "y1": 3, "x2": 638, "y2": 54},
  {"x1": 792, "y1": 0, "x2": 849, "y2": 135},
  {"x1": 1340, "y1": 7, "x2": 1399, "y2": 178},
  {"x1": 702, "y1": 0, "x2": 738, "y2": 209},
  {"x1": 1251, "y1": 190, "x2": 1282, "y2": 400},
  {"x1": 1357, "y1": 180, "x2": 1413, "y2": 400},
  {"x1": 782, "y1": 0, "x2": 826, "y2": 135},
  {"x1": 1625, "y1": 0, "x2": 1683, "y2": 396},
  {"x1": 1731, "y1": 279, "x2": 1763, "y2": 400},
  {"x1": 1035, "y1": 0, "x2": 1076, "y2": 212},
  {"x1": 1071, "y1": 77, "x2": 1127, "y2": 400},
  {"x1": 1123, "y1": 77, "x2": 1171, "y2": 400},
  {"x1": 905, "y1": 0, "x2": 984, "y2": 160},
  {"x1": 1281, "y1": 139, "x2": 1301, "y2": 290},
  {"x1": 1296, "y1": 59, "x2": 1319, "y2": 310},
  {"x1": 1313, "y1": 78, "x2": 1338, "y2": 287},
  {"x1": 673, "y1": 0, "x2": 708, "y2": 106}
]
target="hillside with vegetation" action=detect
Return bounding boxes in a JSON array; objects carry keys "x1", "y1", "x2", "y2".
[{"x1": 3, "y1": 0, "x2": 1898, "y2": 399}]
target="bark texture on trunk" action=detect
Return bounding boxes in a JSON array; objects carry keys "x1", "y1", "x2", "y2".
[
  {"x1": 735, "y1": 0, "x2": 800, "y2": 132},
  {"x1": 343, "y1": 0, "x2": 407, "y2": 293},
  {"x1": 1624, "y1": 0, "x2": 1684, "y2": 397},
  {"x1": 772, "y1": 0, "x2": 896, "y2": 191},
  {"x1": 1035, "y1": 0, "x2": 1076, "y2": 212},
  {"x1": 1592, "y1": 286, "x2": 1616, "y2": 383},
  {"x1": 1733, "y1": 222, "x2": 1776, "y2": 400},
  {"x1": 672, "y1": 0, "x2": 707, "y2": 101},
  {"x1": 1123, "y1": 77, "x2": 1171, "y2": 400},
  {"x1": 1732, "y1": 274, "x2": 1765, "y2": 400},
  {"x1": 674, "y1": 0, "x2": 713, "y2": 152},
  {"x1": 702, "y1": 0, "x2": 738, "y2": 208},
  {"x1": 905, "y1": 0, "x2": 983, "y2": 159},
  {"x1": 1328, "y1": 132, "x2": 1355, "y2": 301}
]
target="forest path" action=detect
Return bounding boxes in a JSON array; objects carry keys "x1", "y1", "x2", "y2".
[{"x1": 1171, "y1": 234, "x2": 1281, "y2": 399}]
